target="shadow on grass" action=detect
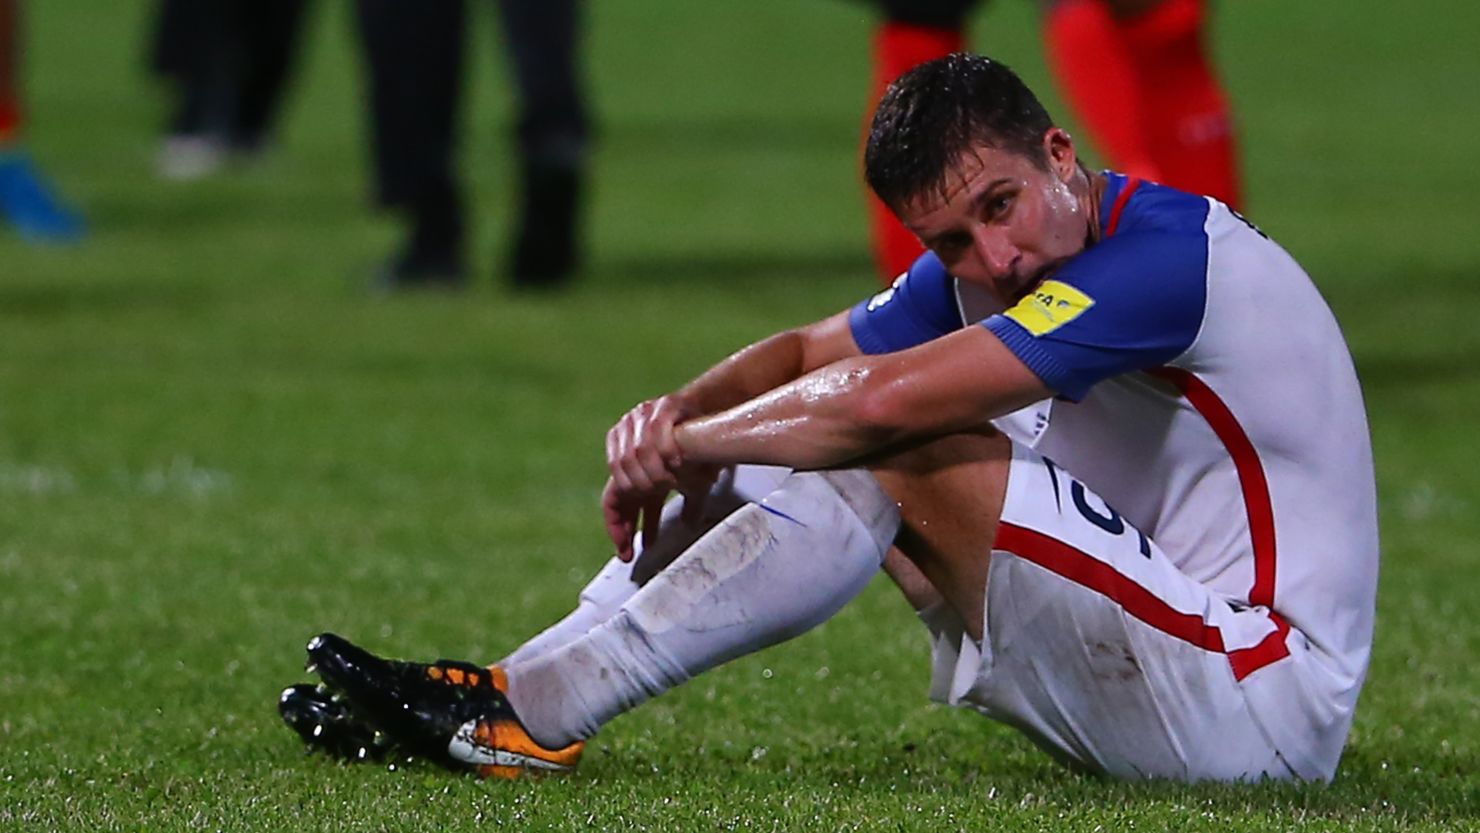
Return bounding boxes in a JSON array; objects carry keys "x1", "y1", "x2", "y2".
[{"x1": 0, "y1": 280, "x2": 217, "y2": 317}]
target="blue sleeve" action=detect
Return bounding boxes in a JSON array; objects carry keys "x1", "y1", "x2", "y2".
[
  {"x1": 848, "y1": 252, "x2": 963, "y2": 355},
  {"x1": 982, "y1": 231, "x2": 1208, "y2": 401}
]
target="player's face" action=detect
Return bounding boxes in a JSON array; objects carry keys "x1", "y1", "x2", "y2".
[{"x1": 899, "y1": 130, "x2": 1091, "y2": 308}]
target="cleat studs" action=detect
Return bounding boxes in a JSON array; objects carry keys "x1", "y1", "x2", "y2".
[
  {"x1": 306, "y1": 636, "x2": 323, "y2": 652},
  {"x1": 304, "y1": 662, "x2": 318, "y2": 675}
]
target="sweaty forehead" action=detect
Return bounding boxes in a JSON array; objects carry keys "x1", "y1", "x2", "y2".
[{"x1": 903, "y1": 145, "x2": 1020, "y2": 216}]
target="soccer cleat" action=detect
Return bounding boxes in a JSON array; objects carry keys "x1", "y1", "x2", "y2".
[
  {"x1": 305, "y1": 632, "x2": 583, "y2": 779},
  {"x1": 278, "y1": 682, "x2": 395, "y2": 762}
]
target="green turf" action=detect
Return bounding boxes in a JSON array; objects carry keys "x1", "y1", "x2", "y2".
[{"x1": 2, "y1": 0, "x2": 1478, "y2": 830}]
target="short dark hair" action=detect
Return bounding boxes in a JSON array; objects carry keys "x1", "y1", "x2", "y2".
[{"x1": 865, "y1": 53, "x2": 1055, "y2": 213}]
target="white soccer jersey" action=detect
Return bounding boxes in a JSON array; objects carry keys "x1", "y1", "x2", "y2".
[{"x1": 849, "y1": 173, "x2": 1378, "y2": 773}]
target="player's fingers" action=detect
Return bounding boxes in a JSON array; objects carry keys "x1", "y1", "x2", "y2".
[
  {"x1": 610, "y1": 517, "x2": 636, "y2": 562},
  {"x1": 608, "y1": 459, "x2": 637, "y2": 495},
  {"x1": 635, "y1": 446, "x2": 677, "y2": 491},
  {"x1": 625, "y1": 401, "x2": 655, "y2": 446},
  {"x1": 602, "y1": 481, "x2": 637, "y2": 561},
  {"x1": 605, "y1": 423, "x2": 625, "y2": 469},
  {"x1": 608, "y1": 417, "x2": 640, "y2": 472},
  {"x1": 618, "y1": 456, "x2": 658, "y2": 495}
]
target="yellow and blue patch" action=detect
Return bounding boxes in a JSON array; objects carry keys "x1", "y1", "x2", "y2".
[{"x1": 1004, "y1": 281, "x2": 1096, "y2": 336}]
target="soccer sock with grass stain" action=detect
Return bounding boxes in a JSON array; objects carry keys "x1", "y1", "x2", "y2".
[
  {"x1": 502, "y1": 469, "x2": 900, "y2": 749},
  {"x1": 497, "y1": 465, "x2": 793, "y2": 669}
]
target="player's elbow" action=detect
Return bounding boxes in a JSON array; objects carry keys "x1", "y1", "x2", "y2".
[{"x1": 845, "y1": 365, "x2": 923, "y2": 445}]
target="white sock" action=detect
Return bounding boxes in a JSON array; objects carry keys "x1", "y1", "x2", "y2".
[
  {"x1": 503, "y1": 469, "x2": 900, "y2": 748},
  {"x1": 916, "y1": 600, "x2": 971, "y2": 704},
  {"x1": 498, "y1": 465, "x2": 793, "y2": 668},
  {"x1": 498, "y1": 556, "x2": 639, "y2": 668}
]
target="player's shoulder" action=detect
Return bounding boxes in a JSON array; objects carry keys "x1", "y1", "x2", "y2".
[
  {"x1": 1049, "y1": 173, "x2": 1231, "y2": 294},
  {"x1": 1102, "y1": 172, "x2": 1214, "y2": 238}
]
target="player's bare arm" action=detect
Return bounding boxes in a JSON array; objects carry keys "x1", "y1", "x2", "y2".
[{"x1": 674, "y1": 325, "x2": 1049, "y2": 471}]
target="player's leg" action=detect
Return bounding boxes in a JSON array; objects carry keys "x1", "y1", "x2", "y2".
[
  {"x1": 353, "y1": 0, "x2": 468, "y2": 287},
  {"x1": 1111, "y1": 0, "x2": 1241, "y2": 209},
  {"x1": 865, "y1": 431, "x2": 1017, "y2": 705},
  {"x1": 866, "y1": 0, "x2": 978, "y2": 283},
  {"x1": 1041, "y1": 0, "x2": 1162, "y2": 182},
  {"x1": 0, "y1": 0, "x2": 85, "y2": 242},
  {"x1": 931, "y1": 443, "x2": 1337, "y2": 780},
  {"x1": 493, "y1": 0, "x2": 590, "y2": 288},
  {"x1": 0, "y1": 0, "x2": 19, "y2": 148},
  {"x1": 497, "y1": 429, "x2": 1012, "y2": 752},
  {"x1": 496, "y1": 464, "x2": 792, "y2": 668},
  {"x1": 149, "y1": 0, "x2": 235, "y2": 180},
  {"x1": 283, "y1": 465, "x2": 789, "y2": 767},
  {"x1": 499, "y1": 468, "x2": 898, "y2": 747},
  {"x1": 229, "y1": 0, "x2": 313, "y2": 157},
  {"x1": 307, "y1": 466, "x2": 900, "y2": 776},
  {"x1": 864, "y1": 430, "x2": 1340, "y2": 780},
  {"x1": 299, "y1": 435, "x2": 1004, "y2": 772}
]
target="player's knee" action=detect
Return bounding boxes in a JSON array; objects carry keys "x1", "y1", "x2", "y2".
[{"x1": 814, "y1": 469, "x2": 900, "y2": 549}]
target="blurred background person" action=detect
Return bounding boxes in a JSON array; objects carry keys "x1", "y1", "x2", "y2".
[
  {"x1": 0, "y1": 0, "x2": 84, "y2": 243},
  {"x1": 149, "y1": 0, "x2": 313, "y2": 180},
  {"x1": 863, "y1": 0, "x2": 1241, "y2": 281},
  {"x1": 355, "y1": 0, "x2": 590, "y2": 292}
]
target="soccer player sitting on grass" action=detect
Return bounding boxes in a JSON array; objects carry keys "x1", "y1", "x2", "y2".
[{"x1": 280, "y1": 53, "x2": 1378, "y2": 783}]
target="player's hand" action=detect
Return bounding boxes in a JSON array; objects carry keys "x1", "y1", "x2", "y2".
[
  {"x1": 602, "y1": 476, "x2": 664, "y2": 562},
  {"x1": 605, "y1": 394, "x2": 698, "y2": 499},
  {"x1": 601, "y1": 466, "x2": 722, "y2": 562}
]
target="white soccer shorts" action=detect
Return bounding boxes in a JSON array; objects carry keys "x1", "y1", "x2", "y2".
[{"x1": 923, "y1": 443, "x2": 1351, "y2": 782}]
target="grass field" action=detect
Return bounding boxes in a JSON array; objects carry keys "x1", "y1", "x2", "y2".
[{"x1": 3, "y1": 1, "x2": 1479, "y2": 830}]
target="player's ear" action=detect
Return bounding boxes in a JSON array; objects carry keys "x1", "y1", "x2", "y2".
[{"x1": 1043, "y1": 128, "x2": 1077, "y2": 183}]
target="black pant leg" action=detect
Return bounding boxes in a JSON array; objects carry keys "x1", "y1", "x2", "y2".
[
  {"x1": 353, "y1": 0, "x2": 466, "y2": 211},
  {"x1": 494, "y1": 0, "x2": 589, "y2": 165},
  {"x1": 493, "y1": 0, "x2": 589, "y2": 284},
  {"x1": 878, "y1": 0, "x2": 982, "y2": 28},
  {"x1": 229, "y1": 0, "x2": 313, "y2": 150},
  {"x1": 151, "y1": 0, "x2": 236, "y2": 136}
]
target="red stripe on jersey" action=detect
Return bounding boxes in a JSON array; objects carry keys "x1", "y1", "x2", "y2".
[
  {"x1": 1104, "y1": 177, "x2": 1142, "y2": 237},
  {"x1": 994, "y1": 522, "x2": 1289, "y2": 681},
  {"x1": 1147, "y1": 367, "x2": 1278, "y2": 608},
  {"x1": 1229, "y1": 613, "x2": 1291, "y2": 680}
]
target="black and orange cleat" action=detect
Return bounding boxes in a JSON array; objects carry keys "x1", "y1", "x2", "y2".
[
  {"x1": 278, "y1": 682, "x2": 395, "y2": 762},
  {"x1": 304, "y1": 632, "x2": 583, "y2": 779}
]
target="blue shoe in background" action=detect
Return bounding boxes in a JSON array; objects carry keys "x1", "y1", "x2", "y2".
[{"x1": 0, "y1": 148, "x2": 87, "y2": 244}]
